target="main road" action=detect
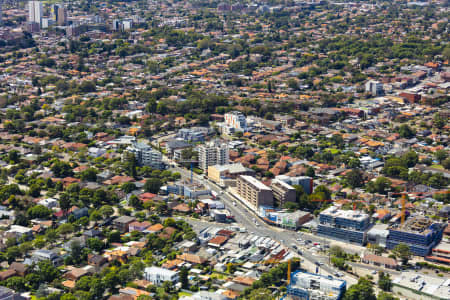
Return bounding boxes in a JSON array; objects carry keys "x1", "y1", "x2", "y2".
[{"x1": 166, "y1": 162, "x2": 359, "y2": 284}]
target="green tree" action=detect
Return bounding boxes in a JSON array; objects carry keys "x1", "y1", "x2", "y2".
[
  {"x1": 397, "y1": 124, "x2": 415, "y2": 138},
  {"x1": 27, "y1": 205, "x2": 52, "y2": 219},
  {"x1": 57, "y1": 223, "x2": 75, "y2": 236},
  {"x1": 392, "y1": 243, "x2": 411, "y2": 265},
  {"x1": 28, "y1": 184, "x2": 41, "y2": 197},
  {"x1": 107, "y1": 230, "x2": 121, "y2": 243},
  {"x1": 346, "y1": 169, "x2": 365, "y2": 188},
  {"x1": 402, "y1": 151, "x2": 418, "y2": 168},
  {"x1": 121, "y1": 182, "x2": 136, "y2": 194},
  {"x1": 7, "y1": 150, "x2": 20, "y2": 164},
  {"x1": 179, "y1": 267, "x2": 189, "y2": 289},
  {"x1": 343, "y1": 277, "x2": 376, "y2": 300},
  {"x1": 87, "y1": 237, "x2": 104, "y2": 252},
  {"x1": 59, "y1": 193, "x2": 71, "y2": 212},
  {"x1": 6, "y1": 246, "x2": 21, "y2": 263},
  {"x1": 366, "y1": 177, "x2": 392, "y2": 194},
  {"x1": 144, "y1": 178, "x2": 162, "y2": 194},
  {"x1": 5, "y1": 276, "x2": 27, "y2": 292},
  {"x1": 129, "y1": 195, "x2": 142, "y2": 209},
  {"x1": 123, "y1": 152, "x2": 137, "y2": 178},
  {"x1": 37, "y1": 260, "x2": 59, "y2": 282},
  {"x1": 80, "y1": 168, "x2": 98, "y2": 182},
  {"x1": 433, "y1": 113, "x2": 446, "y2": 129},
  {"x1": 435, "y1": 150, "x2": 448, "y2": 163},
  {"x1": 100, "y1": 205, "x2": 114, "y2": 218},
  {"x1": 378, "y1": 272, "x2": 392, "y2": 291}
]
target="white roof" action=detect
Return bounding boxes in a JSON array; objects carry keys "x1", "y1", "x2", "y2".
[
  {"x1": 145, "y1": 266, "x2": 178, "y2": 276},
  {"x1": 240, "y1": 175, "x2": 271, "y2": 191}
]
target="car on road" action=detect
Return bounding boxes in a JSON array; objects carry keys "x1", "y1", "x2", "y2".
[
  {"x1": 233, "y1": 201, "x2": 236, "y2": 206},
  {"x1": 297, "y1": 250, "x2": 302, "y2": 255},
  {"x1": 291, "y1": 244, "x2": 297, "y2": 249},
  {"x1": 371, "y1": 270, "x2": 377, "y2": 275}
]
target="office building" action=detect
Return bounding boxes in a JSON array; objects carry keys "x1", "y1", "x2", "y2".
[
  {"x1": 28, "y1": 1, "x2": 42, "y2": 26},
  {"x1": 317, "y1": 206, "x2": 371, "y2": 245},
  {"x1": 270, "y1": 179, "x2": 296, "y2": 207},
  {"x1": 386, "y1": 217, "x2": 445, "y2": 256},
  {"x1": 224, "y1": 111, "x2": 247, "y2": 132},
  {"x1": 236, "y1": 175, "x2": 273, "y2": 209},
  {"x1": 125, "y1": 142, "x2": 162, "y2": 169},
  {"x1": 365, "y1": 80, "x2": 384, "y2": 96},
  {"x1": 144, "y1": 266, "x2": 178, "y2": 285},
  {"x1": 198, "y1": 140, "x2": 229, "y2": 171},
  {"x1": 287, "y1": 271, "x2": 346, "y2": 300}
]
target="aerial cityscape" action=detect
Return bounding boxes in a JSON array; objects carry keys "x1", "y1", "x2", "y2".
[{"x1": 0, "y1": 0, "x2": 448, "y2": 299}]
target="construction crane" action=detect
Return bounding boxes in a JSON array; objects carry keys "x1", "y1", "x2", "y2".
[
  {"x1": 175, "y1": 159, "x2": 198, "y2": 183},
  {"x1": 389, "y1": 192, "x2": 410, "y2": 225}
]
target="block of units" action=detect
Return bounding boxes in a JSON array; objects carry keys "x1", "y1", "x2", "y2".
[
  {"x1": 317, "y1": 206, "x2": 371, "y2": 245},
  {"x1": 287, "y1": 271, "x2": 346, "y2": 300},
  {"x1": 387, "y1": 217, "x2": 445, "y2": 256},
  {"x1": 270, "y1": 179, "x2": 296, "y2": 207},
  {"x1": 236, "y1": 175, "x2": 273, "y2": 209}
]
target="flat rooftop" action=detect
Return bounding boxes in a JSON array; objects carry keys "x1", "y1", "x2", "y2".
[
  {"x1": 240, "y1": 175, "x2": 271, "y2": 191},
  {"x1": 393, "y1": 271, "x2": 450, "y2": 300},
  {"x1": 390, "y1": 216, "x2": 435, "y2": 235},
  {"x1": 321, "y1": 206, "x2": 369, "y2": 222}
]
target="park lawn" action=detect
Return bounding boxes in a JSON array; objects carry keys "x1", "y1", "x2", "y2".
[
  {"x1": 430, "y1": 164, "x2": 444, "y2": 169},
  {"x1": 326, "y1": 148, "x2": 340, "y2": 155},
  {"x1": 178, "y1": 292, "x2": 192, "y2": 297},
  {"x1": 210, "y1": 272, "x2": 229, "y2": 280}
]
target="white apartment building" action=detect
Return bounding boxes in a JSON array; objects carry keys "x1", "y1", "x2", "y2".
[
  {"x1": 224, "y1": 111, "x2": 247, "y2": 132},
  {"x1": 28, "y1": 1, "x2": 43, "y2": 25},
  {"x1": 125, "y1": 142, "x2": 162, "y2": 169},
  {"x1": 198, "y1": 140, "x2": 229, "y2": 171},
  {"x1": 144, "y1": 266, "x2": 179, "y2": 285}
]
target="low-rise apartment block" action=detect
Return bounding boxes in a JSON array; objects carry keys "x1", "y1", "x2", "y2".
[
  {"x1": 236, "y1": 175, "x2": 273, "y2": 209},
  {"x1": 317, "y1": 206, "x2": 371, "y2": 245},
  {"x1": 270, "y1": 179, "x2": 296, "y2": 207}
]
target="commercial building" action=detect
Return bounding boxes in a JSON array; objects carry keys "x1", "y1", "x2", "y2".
[
  {"x1": 144, "y1": 266, "x2": 178, "y2": 285},
  {"x1": 386, "y1": 217, "x2": 445, "y2": 256},
  {"x1": 317, "y1": 206, "x2": 371, "y2": 245},
  {"x1": 224, "y1": 111, "x2": 247, "y2": 132},
  {"x1": 125, "y1": 142, "x2": 162, "y2": 169},
  {"x1": 28, "y1": 1, "x2": 42, "y2": 26},
  {"x1": 270, "y1": 179, "x2": 296, "y2": 207},
  {"x1": 265, "y1": 210, "x2": 314, "y2": 229},
  {"x1": 275, "y1": 175, "x2": 313, "y2": 194},
  {"x1": 236, "y1": 175, "x2": 273, "y2": 209},
  {"x1": 207, "y1": 163, "x2": 254, "y2": 187},
  {"x1": 287, "y1": 271, "x2": 346, "y2": 300},
  {"x1": 365, "y1": 80, "x2": 384, "y2": 96},
  {"x1": 198, "y1": 140, "x2": 229, "y2": 171}
]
